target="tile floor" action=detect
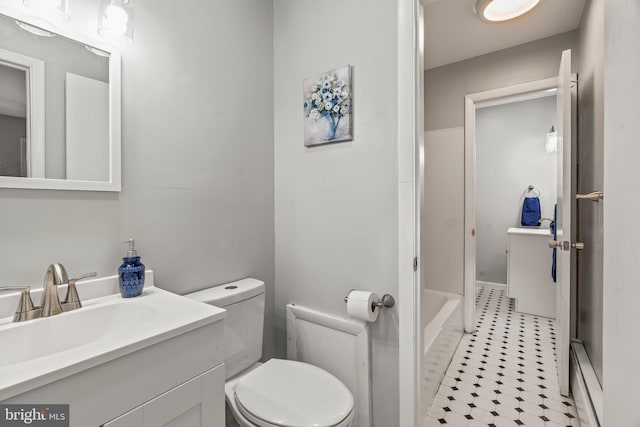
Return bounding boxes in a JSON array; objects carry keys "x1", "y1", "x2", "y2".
[{"x1": 425, "y1": 285, "x2": 579, "y2": 427}]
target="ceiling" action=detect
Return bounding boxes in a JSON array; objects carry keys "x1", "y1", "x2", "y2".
[{"x1": 424, "y1": 0, "x2": 586, "y2": 70}]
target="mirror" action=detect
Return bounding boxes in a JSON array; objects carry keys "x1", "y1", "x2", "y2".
[{"x1": 0, "y1": 6, "x2": 120, "y2": 191}]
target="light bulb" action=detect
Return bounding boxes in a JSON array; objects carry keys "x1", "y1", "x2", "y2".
[
  {"x1": 98, "y1": 1, "x2": 134, "y2": 44},
  {"x1": 103, "y1": 5, "x2": 128, "y2": 35}
]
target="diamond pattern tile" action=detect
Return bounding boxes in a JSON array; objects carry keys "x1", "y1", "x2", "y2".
[{"x1": 424, "y1": 285, "x2": 580, "y2": 427}]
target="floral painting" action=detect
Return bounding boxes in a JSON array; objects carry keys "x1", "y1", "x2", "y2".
[{"x1": 303, "y1": 65, "x2": 353, "y2": 146}]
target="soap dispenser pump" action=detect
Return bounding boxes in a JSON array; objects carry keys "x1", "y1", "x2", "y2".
[{"x1": 118, "y1": 238, "x2": 145, "y2": 298}]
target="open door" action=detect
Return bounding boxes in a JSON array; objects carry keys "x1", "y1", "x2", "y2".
[{"x1": 552, "y1": 49, "x2": 573, "y2": 397}]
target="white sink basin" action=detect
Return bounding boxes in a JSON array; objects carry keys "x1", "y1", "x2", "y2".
[
  {"x1": 0, "y1": 301, "x2": 159, "y2": 368},
  {"x1": 0, "y1": 272, "x2": 225, "y2": 401}
]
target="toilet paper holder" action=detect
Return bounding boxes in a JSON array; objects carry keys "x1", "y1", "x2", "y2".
[{"x1": 343, "y1": 290, "x2": 395, "y2": 309}]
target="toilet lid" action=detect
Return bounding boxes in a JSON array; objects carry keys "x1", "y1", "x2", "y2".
[{"x1": 234, "y1": 359, "x2": 354, "y2": 427}]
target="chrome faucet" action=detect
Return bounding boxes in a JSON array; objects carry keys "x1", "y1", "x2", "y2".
[
  {"x1": 0, "y1": 265, "x2": 97, "y2": 322},
  {"x1": 40, "y1": 264, "x2": 97, "y2": 317},
  {"x1": 40, "y1": 264, "x2": 67, "y2": 317}
]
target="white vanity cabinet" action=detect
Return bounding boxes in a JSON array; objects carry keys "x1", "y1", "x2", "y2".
[
  {"x1": 507, "y1": 227, "x2": 556, "y2": 318},
  {"x1": 0, "y1": 284, "x2": 227, "y2": 427},
  {"x1": 104, "y1": 365, "x2": 224, "y2": 427},
  {"x1": 3, "y1": 322, "x2": 225, "y2": 427},
  {"x1": 0, "y1": 275, "x2": 227, "y2": 427}
]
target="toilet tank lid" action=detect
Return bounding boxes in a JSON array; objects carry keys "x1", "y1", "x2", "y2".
[{"x1": 185, "y1": 278, "x2": 265, "y2": 307}]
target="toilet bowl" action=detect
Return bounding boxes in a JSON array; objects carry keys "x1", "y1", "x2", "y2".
[
  {"x1": 226, "y1": 360, "x2": 354, "y2": 427},
  {"x1": 186, "y1": 279, "x2": 354, "y2": 427}
]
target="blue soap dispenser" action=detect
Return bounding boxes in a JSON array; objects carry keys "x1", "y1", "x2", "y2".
[{"x1": 118, "y1": 238, "x2": 145, "y2": 298}]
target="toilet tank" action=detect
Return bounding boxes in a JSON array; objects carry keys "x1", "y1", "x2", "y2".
[{"x1": 185, "y1": 278, "x2": 265, "y2": 379}]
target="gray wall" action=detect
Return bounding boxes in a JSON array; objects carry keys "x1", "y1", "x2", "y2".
[
  {"x1": 0, "y1": 63, "x2": 26, "y2": 118},
  {"x1": 0, "y1": 0, "x2": 276, "y2": 359},
  {"x1": 425, "y1": 31, "x2": 579, "y2": 131},
  {"x1": 0, "y1": 114, "x2": 26, "y2": 176},
  {"x1": 603, "y1": 0, "x2": 640, "y2": 424},
  {"x1": 423, "y1": 31, "x2": 578, "y2": 295},
  {"x1": 476, "y1": 97, "x2": 557, "y2": 284},
  {"x1": 0, "y1": 13, "x2": 109, "y2": 179},
  {"x1": 273, "y1": 1, "x2": 399, "y2": 426},
  {"x1": 576, "y1": 0, "x2": 604, "y2": 385}
]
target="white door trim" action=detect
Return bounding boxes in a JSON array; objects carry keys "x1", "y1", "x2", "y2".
[
  {"x1": 463, "y1": 77, "x2": 559, "y2": 333},
  {"x1": 398, "y1": 0, "x2": 423, "y2": 425},
  {"x1": 0, "y1": 47, "x2": 45, "y2": 178}
]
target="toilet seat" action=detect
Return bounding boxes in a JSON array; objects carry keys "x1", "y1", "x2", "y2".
[{"x1": 233, "y1": 359, "x2": 354, "y2": 427}]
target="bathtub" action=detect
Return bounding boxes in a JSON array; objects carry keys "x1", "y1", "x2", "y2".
[{"x1": 422, "y1": 289, "x2": 464, "y2": 407}]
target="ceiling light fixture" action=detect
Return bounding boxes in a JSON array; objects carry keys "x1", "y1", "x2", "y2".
[{"x1": 475, "y1": 0, "x2": 542, "y2": 23}]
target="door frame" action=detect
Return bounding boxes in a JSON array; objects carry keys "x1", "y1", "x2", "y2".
[
  {"x1": 398, "y1": 0, "x2": 423, "y2": 425},
  {"x1": 463, "y1": 77, "x2": 559, "y2": 332}
]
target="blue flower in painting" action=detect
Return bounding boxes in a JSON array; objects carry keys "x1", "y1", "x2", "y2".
[{"x1": 304, "y1": 71, "x2": 351, "y2": 140}]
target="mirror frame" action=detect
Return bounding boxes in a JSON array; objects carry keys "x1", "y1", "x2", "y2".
[{"x1": 0, "y1": 3, "x2": 121, "y2": 192}]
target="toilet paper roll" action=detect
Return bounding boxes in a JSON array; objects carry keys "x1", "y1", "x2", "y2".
[{"x1": 346, "y1": 291, "x2": 380, "y2": 322}]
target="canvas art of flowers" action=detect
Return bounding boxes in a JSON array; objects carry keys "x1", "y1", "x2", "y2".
[{"x1": 303, "y1": 65, "x2": 353, "y2": 146}]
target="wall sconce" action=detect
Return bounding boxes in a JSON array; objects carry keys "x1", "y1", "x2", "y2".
[
  {"x1": 545, "y1": 126, "x2": 558, "y2": 154},
  {"x1": 23, "y1": 0, "x2": 69, "y2": 22},
  {"x1": 98, "y1": 0, "x2": 134, "y2": 45}
]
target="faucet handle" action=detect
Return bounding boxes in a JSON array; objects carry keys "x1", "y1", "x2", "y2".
[
  {"x1": 69, "y1": 272, "x2": 98, "y2": 285},
  {"x1": 0, "y1": 286, "x2": 40, "y2": 322},
  {"x1": 62, "y1": 272, "x2": 97, "y2": 311}
]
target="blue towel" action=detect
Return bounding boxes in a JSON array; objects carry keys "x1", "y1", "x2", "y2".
[
  {"x1": 551, "y1": 204, "x2": 557, "y2": 283},
  {"x1": 521, "y1": 197, "x2": 541, "y2": 226}
]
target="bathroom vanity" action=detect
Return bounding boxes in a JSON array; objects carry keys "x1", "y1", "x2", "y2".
[
  {"x1": 507, "y1": 228, "x2": 556, "y2": 318},
  {"x1": 0, "y1": 272, "x2": 226, "y2": 426}
]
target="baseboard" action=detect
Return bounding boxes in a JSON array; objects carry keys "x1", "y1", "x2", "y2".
[
  {"x1": 570, "y1": 341, "x2": 602, "y2": 427},
  {"x1": 476, "y1": 281, "x2": 507, "y2": 290}
]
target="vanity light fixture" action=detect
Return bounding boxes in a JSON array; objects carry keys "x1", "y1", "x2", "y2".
[
  {"x1": 546, "y1": 125, "x2": 558, "y2": 153},
  {"x1": 475, "y1": 0, "x2": 542, "y2": 23},
  {"x1": 23, "y1": 0, "x2": 69, "y2": 22},
  {"x1": 98, "y1": 0, "x2": 134, "y2": 45}
]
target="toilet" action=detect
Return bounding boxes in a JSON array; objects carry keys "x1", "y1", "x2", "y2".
[{"x1": 186, "y1": 279, "x2": 354, "y2": 427}]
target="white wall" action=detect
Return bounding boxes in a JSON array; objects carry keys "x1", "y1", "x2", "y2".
[
  {"x1": 273, "y1": 1, "x2": 399, "y2": 426},
  {"x1": 423, "y1": 33, "x2": 577, "y2": 295},
  {"x1": 0, "y1": 64, "x2": 27, "y2": 118},
  {"x1": 0, "y1": 0, "x2": 276, "y2": 358},
  {"x1": 476, "y1": 96, "x2": 557, "y2": 284},
  {"x1": 603, "y1": 0, "x2": 640, "y2": 424},
  {"x1": 0, "y1": 115, "x2": 26, "y2": 176}
]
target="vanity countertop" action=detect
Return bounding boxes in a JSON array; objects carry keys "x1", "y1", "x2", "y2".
[
  {"x1": 507, "y1": 227, "x2": 552, "y2": 236},
  {"x1": 0, "y1": 272, "x2": 225, "y2": 401}
]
